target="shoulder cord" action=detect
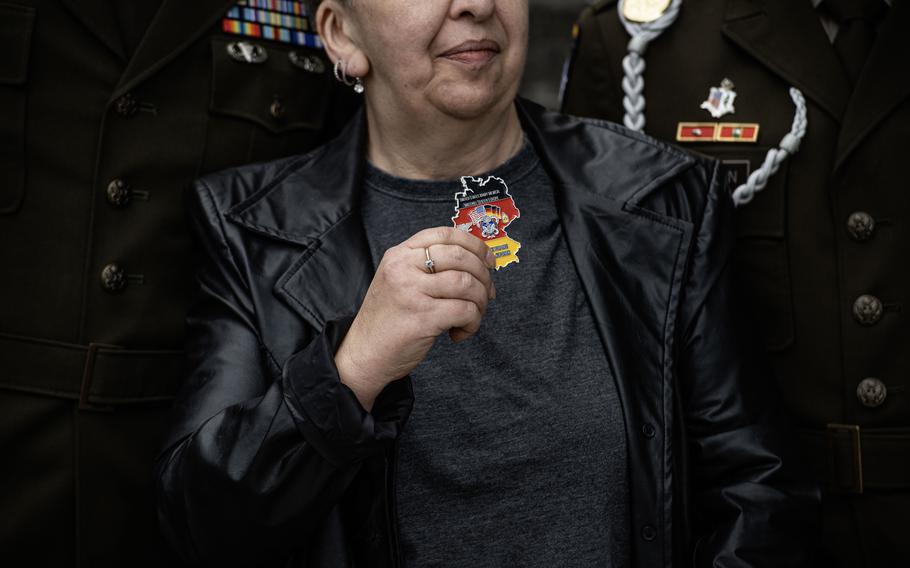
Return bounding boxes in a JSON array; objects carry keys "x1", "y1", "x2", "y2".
[
  {"x1": 617, "y1": 0, "x2": 808, "y2": 208},
  {"x1": 617, "y1": 0, "x2": 683, "y2": 132},
  {"x1": 731, "y1": 88, "x2": 808, "y2": 206}
]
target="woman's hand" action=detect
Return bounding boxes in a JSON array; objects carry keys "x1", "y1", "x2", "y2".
[{"x1": 334, "y1": 227, "x2": 496, "y2": 410}]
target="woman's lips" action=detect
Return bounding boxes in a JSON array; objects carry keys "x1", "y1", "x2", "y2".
[
  {"x1": 439, "y1": 39, "x2": 501, "y2": 66},
  {"x1": 444, "y1": 50, "x2": 498, "y2": 65}
]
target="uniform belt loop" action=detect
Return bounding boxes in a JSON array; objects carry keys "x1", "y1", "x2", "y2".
[
  {"x1": 826, "y1": 423, "x2": 864, "y2": 494},
  {"x1": 79, "y1": 343, "x2": 117, "y2": 412}
]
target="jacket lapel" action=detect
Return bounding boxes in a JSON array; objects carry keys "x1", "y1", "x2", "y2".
[
  {"x1": 835, "y1": 0, "x2": 910, "y2": 169},
  {"x1": 60, "y1": 0, "x2": 126, "y2": 60},
  {"x1": 274, "y1": 210, "x2": 375, "y2": 331},
  {"x1": 519, "y1": 103, "x2": 694, "y2": 375},
  {"x1": 226, "y1": 110, "x2": 372, "y2": 331},
  {"x1": 721, "y1": 0, "x2": 850, "y2": 122},
  {"x1": 113, "y1": 0, "x2": 237, "y2": 100},
  {"x1": 551, "y1": 181, "x2": 693, "y2": 384},
  {"x1": 520, "y1": 102, "x2": 695, "y2": 565},
  {"x1": 519, "y1": 101, "x2": 695, "y2": 385}
]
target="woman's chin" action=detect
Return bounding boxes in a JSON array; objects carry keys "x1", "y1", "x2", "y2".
[{"x1": 429, "y1": 85, "x2": 511, "y2": 121}]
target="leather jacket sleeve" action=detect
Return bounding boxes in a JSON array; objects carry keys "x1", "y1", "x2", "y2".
[
  {"x1": 675, "y1": 164, "x2": 819, "y2": 567},
  {"x1": 154, "y1": 179, "x2": 413, "y2": 565}
]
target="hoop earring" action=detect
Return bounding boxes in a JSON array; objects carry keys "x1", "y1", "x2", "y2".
[
  {"x1": 334, "y1": 59, "x2": 354, "y2": 86},
  {"x1": 333, "y1": 60, "x2": 350, "y2": 85},
  {"x1": 333, "y1": 60, "x2": 364, "y2": 94}
]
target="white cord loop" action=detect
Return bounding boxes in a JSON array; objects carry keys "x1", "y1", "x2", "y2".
[
  {"x1": 731, "y1": 87, "x2": 808, "y2": 207},
  {"x1": 616, "y1": 1, "x2": 808, "y2": 207},
  {"x1": 617, "y1": 0, "x2": 683, "y2": 132}
]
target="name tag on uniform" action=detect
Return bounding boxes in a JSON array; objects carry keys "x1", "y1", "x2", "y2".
[{"x1": 718, "y1": 160, "x2": 752, "y2": 195}]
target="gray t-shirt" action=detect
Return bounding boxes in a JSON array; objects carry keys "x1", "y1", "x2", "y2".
[{"x1": 361, "y1": 142, "x2": 628, "y2": 567}]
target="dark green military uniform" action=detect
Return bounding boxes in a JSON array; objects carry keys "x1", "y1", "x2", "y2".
[
  {"x1": 562, "y1": 0, "x2": 909, "y2": 566},
  {"x1": 0, "y1": 0, "x2": 356, "y2": 565}
]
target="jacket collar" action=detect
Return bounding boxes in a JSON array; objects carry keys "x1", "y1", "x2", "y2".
[
  {"x1": 113, "y1": 0, "x2": 237, "y2": 100},
  {"x1": 225, "y1": 99, "x2": 694, "y2": 332},
  {"x1": 226, "y1": 99, "x2": 694, "y2": 247},
  {"x1": 720, "y1": 0, "x2": 851, "y2": 122},
  {"x1": 516, "y1": 101, "x2": 694, "y2": 208},
  {"x1": 60, "y1": 0, "x2": 127, "y2": 60},
  {"x1": 62, "y1": 0, "x2": 236, "y2": 90},
  {"x1": 721, "y1": 0, "x2": 910, "y2": 168},
  {"x1": 835, "y1": 0, "x2": 910, "y2": 168},
  {"x1": 226, "y1": 104, "x2": 369, "y2": 247}
]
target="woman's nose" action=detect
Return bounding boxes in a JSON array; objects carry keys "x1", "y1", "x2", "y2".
[{"x1": 449, "y1": 0, "x2": 496, "y2": 22}]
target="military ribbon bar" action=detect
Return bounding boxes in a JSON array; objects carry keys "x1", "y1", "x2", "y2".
[{"x1": 222, "y1": 0, "x2": 323, "y2": 48}]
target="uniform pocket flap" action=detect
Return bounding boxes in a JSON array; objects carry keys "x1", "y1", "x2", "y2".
[
  {"x1": 0, "y1": 4, "x2": 36, "y2": 85},
  {"x1": 209, "y1": 37, "x2": 331, "y2": 134}
]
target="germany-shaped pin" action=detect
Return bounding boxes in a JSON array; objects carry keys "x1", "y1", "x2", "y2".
[{"x1": 452, "y1": 176, "x2": 521, "y2": 270}]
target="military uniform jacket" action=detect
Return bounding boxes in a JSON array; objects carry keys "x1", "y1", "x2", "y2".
[
  {"x1": 0, "y1": 1, "x2": 355, "y2": 565},
  {"x1": 562, "y1": 0, "x2": 909, "y2": 564}
]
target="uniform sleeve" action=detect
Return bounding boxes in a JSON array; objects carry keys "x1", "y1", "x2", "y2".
[
  {"x1": 675, "y1": 161, "x2": 820, "y2": 567},
  {"x1": 154, "y1": 178, "x2": 412, "y2": 565},
  {"x1": 560, "y1": 5, "x2": 624, "y2": 122}
]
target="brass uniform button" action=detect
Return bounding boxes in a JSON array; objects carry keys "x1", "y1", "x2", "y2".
[
  {"x1": 106, "y1": 179, "x2": 132, "y2": 207},
  {"x1": 100, "y1": 263, "x2": 126, "y2": 293},
  {"x1": 853, "y1": 294, "x2": 883, "y2": 326},
  {"x1": 113, "y1": 93, "x2": 138, "y2": 117},
  {"x1": 846, "y1": 212, "x2": 875, "y2": 242},
  {"x1": 857, "y1": 377, "x2": 887, "y2": 408}
]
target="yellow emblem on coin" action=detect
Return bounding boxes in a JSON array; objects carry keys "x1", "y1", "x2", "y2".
[{"x1": 622, "y1": 0, "x2": 672, "y2": 23}]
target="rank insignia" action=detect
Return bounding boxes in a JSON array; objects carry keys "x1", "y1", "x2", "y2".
[
  {"x1": 700, "y1": 78, "x2": 737, "y2": 119},
  {"x1": 676, "y1": 122, "x2": 717, "y2": 142},
  {"x1": 222, "y1": 1, "x2": 322, "y2": 48},
  {"x1": 452, "y1": 176, "x2": 521, "y2": 270},
  {"x1": 622, "y1": 0, "x2": 672, "y2": 23},
  {"x1": 716, "y1": 123, "x2": 759, "y2": 142},
  {"x1": 676, "y1": 122, "x2": 759, "y2": 143}
]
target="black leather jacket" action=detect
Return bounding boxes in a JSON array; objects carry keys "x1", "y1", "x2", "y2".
[{"x1": 156, "y1": 101, "x2": 818, "y2": 567}]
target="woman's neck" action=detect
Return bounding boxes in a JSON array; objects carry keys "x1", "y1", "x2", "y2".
[{"x1": 365, "y1": 100, "x2": 524, "y2": 181}]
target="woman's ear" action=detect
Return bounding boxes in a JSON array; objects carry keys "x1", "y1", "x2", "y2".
[{"x1": 317, "y1": 1, "x2": 370, "y2": 79}]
